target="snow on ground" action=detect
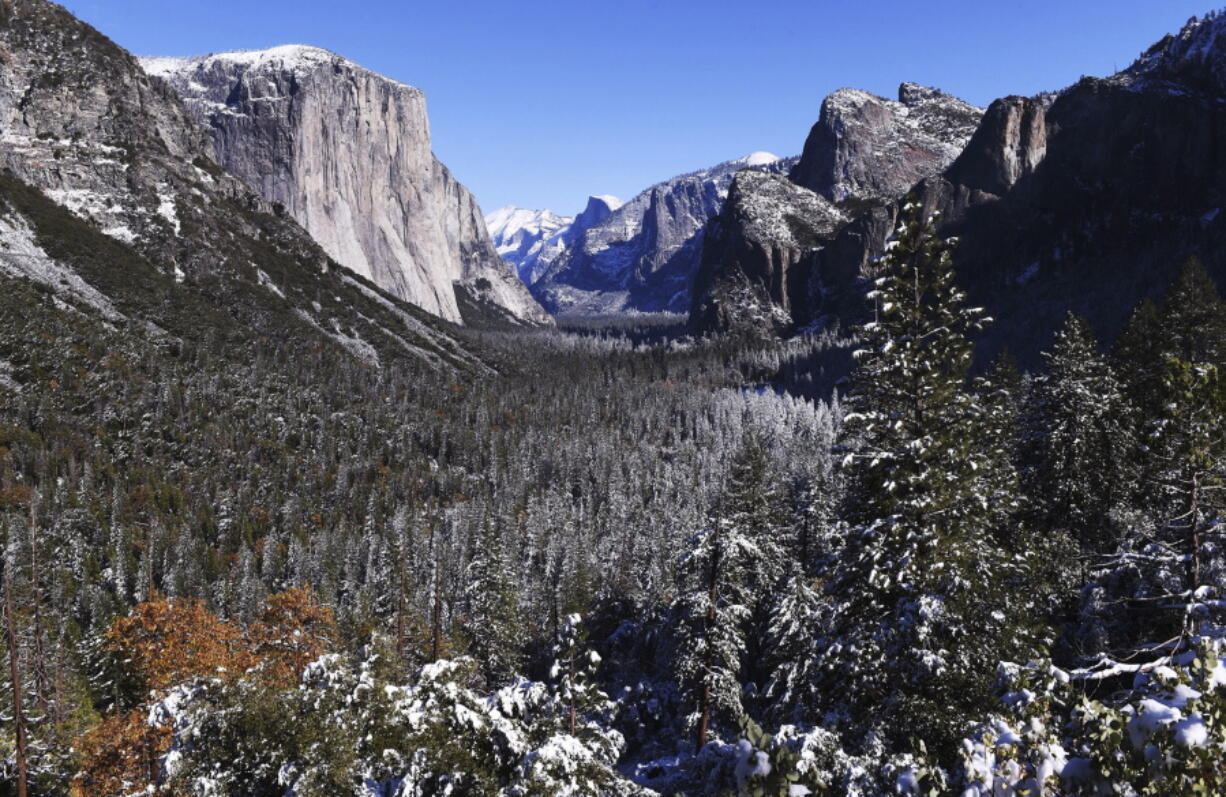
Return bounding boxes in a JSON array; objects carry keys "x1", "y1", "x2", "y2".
[{"x1": 0, "y1": 214, "x2": 124, "y2": 321}]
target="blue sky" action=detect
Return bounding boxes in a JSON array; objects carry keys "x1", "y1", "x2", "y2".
[{"x1": 65, "y1": 0, "x2": 1215, "y2": 215}]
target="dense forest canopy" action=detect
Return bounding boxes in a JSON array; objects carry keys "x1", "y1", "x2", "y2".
[{"x1": 5, "y1": 207, "x2": 1226, "y2": 794}]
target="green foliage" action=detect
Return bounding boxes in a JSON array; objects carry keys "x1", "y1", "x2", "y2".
[{"x1": 823, "y1": 201, "x2": 1043, "y2": 758}]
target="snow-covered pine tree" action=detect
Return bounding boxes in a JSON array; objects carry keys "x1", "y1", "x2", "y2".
[
  {"x1": 761, "y1": 564, "x2": 826, "y2": 723},
  {"x1": 718, "y1": 433, "x2": 787, "y2": 696},
  {"x1": 549, "y1": 613, "x2": 610, "y2": 742},
  {"x1": 820, "y1": 201, "x2": 1038, "y2": 756},
  {"x1": 462, "y1": 517, "x2": 524, "y2": 687},
  {"x1": 1023, "y1": 313, "x2": 1137, "y2": 554},
  {"x1": 1081, "y1": 260, "x2": 1226, "y2": 658},
  {"x1": 673, "y1": 432, "x2": 789, "y2": 748}
]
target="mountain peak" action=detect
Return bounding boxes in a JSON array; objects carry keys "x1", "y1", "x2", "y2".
[
  {"x1": 737, "y1": 151, "x2": 781, "y2": 167},
  {"x1": 142, "y1": 44, "x2": 420, "y2": 92},
  {"x1": 585, "y1": 195, "x2": 623, "y2": 214}
]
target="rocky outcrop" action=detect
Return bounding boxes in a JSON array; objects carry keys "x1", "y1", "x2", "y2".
[
  {"x1": 689, "y1": 171, "x2": 845, "y2": 335},
  {"x1": 943, "y1": 95, "x2": 1048, "y2": 197},
  {"x1": 142, "y1": 47, "x2": 550, "y2": 327},
  {"x1": 790, "y1": 83, "x2": 983, "y2": 201},
  {"x1": 0, "y1": 0, "x2": 485, "y2": 371},
  {"x1": 689, "y1": 85, "x2": 979, "y2": 335},
  {"x1": 533, "y1": 152, "x2": 788, "y2": 316},
  {"x1": 804, "y1": 11, "x2": 1226, "y2": 364}
]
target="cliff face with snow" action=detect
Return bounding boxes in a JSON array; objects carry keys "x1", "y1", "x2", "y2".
[
  {"x1": 695, "y1": 11, "x2": 1226, "y2": 361},
  {"x1": 142, "y1": 47, "x2": 550, "y2": 327},
  {"x1": 790, "y1": 83, "x2": 983, "y2": 201},
  {"x1": 689, "y1": 85, "x2": 982, "y2": 335},
  {"x1": 0, "y1": 0, "x2": 486, "y2": 372},
  {"x1": 530, "y1": 152, "x2": 789, "y2": 316}
]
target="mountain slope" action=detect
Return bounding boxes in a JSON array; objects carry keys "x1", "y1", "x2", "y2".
[
  {"x1": 141, "y1": 46, "x2": 550, "y2": 328},
  {"x1": 531, "y1": 153, "x2": 789, "y2": 316},
  {"x1": 0, "y1": 0, "x2": 487, "y2": 373}
]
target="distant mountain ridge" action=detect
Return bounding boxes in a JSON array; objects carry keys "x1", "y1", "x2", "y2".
[
  {"x1": 523, "y1": 152, "x2": 791, "y2": 317},
  {"x1": 486, "y1": 195, "x2": 624, "y2": 287},
  {"x1": 142, "y1": 46, "x2": 551, "y2": 328}
]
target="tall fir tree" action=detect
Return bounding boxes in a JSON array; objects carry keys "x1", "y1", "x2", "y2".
[
  {"x1": 1023, "y1": 313, "x2": 1137, "y2": 554},
  {"x1": 819, "y1": 201, "x2": 1039, "y2": 756},
  {"x1": 672, "y1": 436, "x2": 782, "y2": 751},
  {"x1": 461, "y1": 518, "x2": 523, "y2": 687}
]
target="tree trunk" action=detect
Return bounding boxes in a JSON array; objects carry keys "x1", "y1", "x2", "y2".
[
  {"x1": 5, "y1": 565, "x2": 29, "y2": 797},
  {"x1": 695, "y1": 528, "x2": 720, "y2": 750},
  {"x1": 431, "y1": 562, "x2": 443, "y2": 662},
  {"x1": 27, "y1": 513, "x2": 50, "y2": 718},
  {"x1": 568, "y1": 653, "x2": 577, "y2": 737}
]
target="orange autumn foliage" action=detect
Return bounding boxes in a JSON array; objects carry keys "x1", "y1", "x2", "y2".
[
  {"x1": 72, "y1": 709, "x2": 175, "y2": 797},
  {"x1": 246, "y1": 586, "x2": 338, "y2": 686},
  {"x1": 104, "y1": 593, "x2": 252, "y2": 692},
  {"x1": 76, "y1": 588, "x2": 337, "y2": 794}
]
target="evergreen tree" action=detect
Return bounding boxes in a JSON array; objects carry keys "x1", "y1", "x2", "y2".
[
  {"x1": 1023, "y1": 313, "x2": 1137, "y2": 553},
  {"x1": 820, "y1": 202, "x2": 1038, "y2": 756},
  {"x1": 673, "y1": 515, "x2": 753, "y2": 750},
  {"x1": 548, "y1": 613, "x2": 608, "y2": 741},
  {"x1": 461, "y1": 518, "x2": 523, "y2": 687},
  {"x1": 761, "y1": 565, "x2": 826, "y2": 723}
]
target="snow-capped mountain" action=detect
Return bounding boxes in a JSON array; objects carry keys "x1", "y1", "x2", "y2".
[
  {"x1": 530, "y1": 152, "x2": 792, "y2": 316},
  {"x1": 142, "y1": 47, "x2": 551, "y2": 327},
  {"x1": 487, "y1": 207, "x2": 574, "y2": 284},
  {"x1": 485, "y1": 194, "x2": 623, "y2": 287}
]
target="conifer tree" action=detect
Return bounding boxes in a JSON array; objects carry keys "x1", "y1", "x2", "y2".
[
  {"x1": 548, "y1": 613, "x2": 608, "y2": 740},
  {"x1": 821, "y1": 201, "x2": 1037, "y2": 756},
  {"x1": 1024, "y1": 313, "x2": 1137, "y2": 553},
  {"x1": 461, "y1": 518, "x2": 523, "y2": 687},
  {"x1": 673, "y1": 514, "x2": 753, "y2": 750},
  {"x1": 761, "y1": 565, "x2": 826, "y2": 723}
]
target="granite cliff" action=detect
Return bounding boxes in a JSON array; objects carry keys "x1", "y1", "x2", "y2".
[{"x1": 143, "y1": 47, "x2": 550, "y2": 327}]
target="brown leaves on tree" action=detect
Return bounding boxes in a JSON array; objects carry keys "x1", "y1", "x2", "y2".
[{"x1": 75, "y1": 587, "x2": 338, "y2": 794}]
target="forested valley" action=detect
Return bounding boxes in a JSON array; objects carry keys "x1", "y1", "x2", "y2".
[{"x1": 1, "y1": 206, "x2": 1224, "y2": 794}]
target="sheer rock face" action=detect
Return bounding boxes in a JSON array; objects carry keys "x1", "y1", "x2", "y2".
[
  {"x1": 0, "y1": 0, "x2": 485, "y2": 372},
  {"x1": 790, "y1": 82, "x2": 983, "y2": 202},
  {"x1": 532, "y1": 153, "x2": 789, "y2": 316},
  {"x1": 142, "y1": 47, "x2": 550, "y2": 327},
  {"x1": 805, "y1": 12, "x2": 1226, "y2": 365}
]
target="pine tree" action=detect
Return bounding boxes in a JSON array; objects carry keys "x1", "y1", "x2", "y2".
[
  {"x1": 761, "y1": 565, "x2": 826, "y2": 723},
  {"x1": 821, "y1": 201, "x2": 1038, "y2": 756},
  {"x1": 673, "y1": 516, "x2": 754, "y2": 750},
  {"x1": 1023, "y1": 313, "x2": 1137, "y2": 553},
  {"x1": 1093, "y1": 261, "x2": 1226, "y2": 651},
  {"x1": 461, "y1": 518, "x2": 523, "y2": 687},
  {"x1": 674, "y1": 433, "x2": 785, "y2": 748},
  {"x1": 548, "y1": 613, "x2": 608, "y2": 740}
]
